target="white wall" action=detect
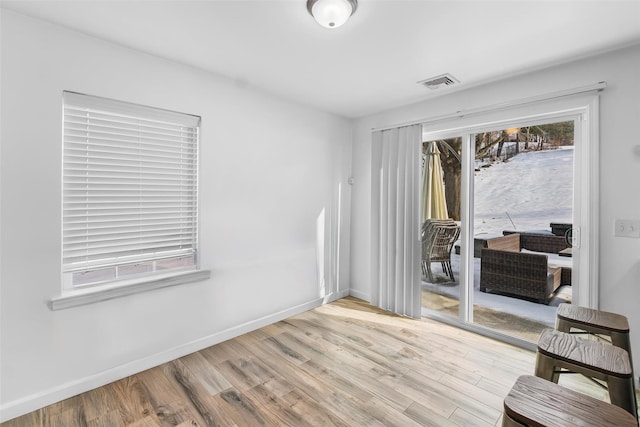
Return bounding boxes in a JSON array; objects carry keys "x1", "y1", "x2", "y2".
[
  {"x1": 0, "y1": 10, "x2": 352, "y2": 420},
  {"x1": 350, "y1": 44, "x2": 640, "y2": 375}
]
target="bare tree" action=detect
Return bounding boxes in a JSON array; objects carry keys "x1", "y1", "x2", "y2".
[{"x1": 424, "y1": 121, "x2": 573, "y2": 222}]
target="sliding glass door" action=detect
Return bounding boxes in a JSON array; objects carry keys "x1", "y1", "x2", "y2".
[
  {"x1": 420, "y1": 97, "x2": 598, "y2": 348},
  {"x1": 470, "y1": 120, "x2": 574, "y2": 342}
]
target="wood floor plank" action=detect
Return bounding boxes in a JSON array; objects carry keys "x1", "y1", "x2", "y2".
[
  {"x1": 476, "y1": 375, "x2": 518, "y2": 400},
  {"x1": 166, "y1": 360, "x2": 234, "y2": 427},
  {"x1": 362, "y1": 396, "x2": 424, "y2": 427},
  {"x1": 79, "y1": 381, "x2": 121, "y2": 423},
  {"x1": 2, "y1": 411, "x2": 44, "y2": 427},
  {"x1": 376, "y1": 368, "x2": 458, "y2": 419},
  {"x1": 3, "y1": 297, "x2": 624, "y2": 427},
  {"x1": 85, "y1": 410, "x2": 125, "y2": 427},
  {"x1": 438, "y1": 373, "x2": 505, "y2": 410},
  {"x1": 402, "y1": 401, "x2": 460, "y2": 427},
  {"x1": 243, "y1": 384, "x2": 312, "y2": 426},
  {"x1": 255, "y1": 335, "x2": 310, "y2": 366},
  {"x1": 269, "y1": 330, "x2": 331, "y2": 361},
  {"x1": 212, "y1": 387, "x2": 272, "y2": 426},
  {"x1": 401, "y1": 369, "x2": 502, "y2": 425},
  {"x1": 135, "y1": 367, "x2": 199, "y2": 427},
  {"x1": 403, "y1": 362, "x2": 502, "y2": 423},
  {"x1": 106, "y1": 376, "x2": 157, "y2": 425},
  {"x1": 199, "y1": 339, "x2": 245, "y2": 366},
  {"x1": 48, "y1": 407, "x2": 87, "y2": 427},
  {"x1": 214, "y1": 358, "x2": 265, "y2": 392},
  {"x1": 29, "y1": 395, "x2": 86, "y2": 427},
  {"x1": 449, "y1": 407, "x2": 497, "y2": 427},
  {"x1": 297, "y1": 359, "x2": 378, "y2": 404},
  {"x1": 43, "y1": 395, "x2": 84, "y2": 419},
  {"x1": 144, "y1": 399, "x2": 198, "y2": 427},
  {"x1": 280, "y1": 389, "x2": 352, "y2": 427},
  {"x1": 125, "y1": 416, "x2": 162, "y2": 427},
  {"x1": 180, "y1": 352, "x2": 232, "y2": 395}
]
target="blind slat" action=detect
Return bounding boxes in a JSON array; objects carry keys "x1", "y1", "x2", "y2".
[
  {"x1": 64, "y1": 236, "x2": 196, "y2": 253},
  {"x1": 64, "y1": 128, "x2": 197, "y2": 148},
  {"x1": 64, "y1": 107, "x2": 199, "y2": 130},
  {"x1": 64, "y1": 114, "x2": 199, "y2": 137},
  {"x1": 64, "y1": 138, "x2": 196, "y2": 156}
]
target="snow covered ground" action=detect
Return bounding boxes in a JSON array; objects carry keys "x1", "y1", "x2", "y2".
[
  {"x1": 474, "y1": 145, "x2": 573, "y2": 236},
  {"x1": 424, "y1": 146, "x2": 574, "y2": 326}
]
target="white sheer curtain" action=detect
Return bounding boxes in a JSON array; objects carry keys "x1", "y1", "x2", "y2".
[{"x1": 371, "y1": 124, "x2": 422, "y2": 318}]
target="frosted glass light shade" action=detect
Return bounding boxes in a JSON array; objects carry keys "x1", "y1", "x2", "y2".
[{"x1": 307, "y1": 0, "x2": 357, "y2": 29}]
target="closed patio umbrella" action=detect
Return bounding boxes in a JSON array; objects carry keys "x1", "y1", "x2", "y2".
[{"x1": 421, "y1": 141, "x2": 448, "y2": 222}]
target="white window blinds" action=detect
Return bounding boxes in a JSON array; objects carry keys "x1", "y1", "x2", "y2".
[{"x1": 62, "y1": 91, "x2": 200, "y2": 287}]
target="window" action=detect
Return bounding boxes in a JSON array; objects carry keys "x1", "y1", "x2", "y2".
[{"x1": 62, "y1": 91, "x2": 201, "y2": 292}]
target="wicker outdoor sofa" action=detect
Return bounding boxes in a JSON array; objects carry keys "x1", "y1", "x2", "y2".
[{"x1": 479, "y1": 233, "x2": 563, "y2": 304}]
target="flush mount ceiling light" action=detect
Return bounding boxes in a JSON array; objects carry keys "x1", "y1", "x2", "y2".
[{"x1": 307, "y1": 0, "x2": 358, "y2": 29}]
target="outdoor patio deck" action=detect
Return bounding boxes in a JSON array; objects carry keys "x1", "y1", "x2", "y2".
[{"x1": 422, "y1": 251, "x2": 572, "y2": 342}]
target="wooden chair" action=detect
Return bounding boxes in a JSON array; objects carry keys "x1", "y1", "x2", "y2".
[
  {"x1": 421, "y1": 219, "x2": 460, "y2": 282},
  {"x1": 556, "y1": 303, "x2": 637, "y2": 419},
  {"x1": 556, "y1": 303, "x2": 633, "y2": 369},
  {"x1": 503, "y1": 375, "x2": 637, "y2": 426},
  {"x1": 535, "y1": 328, "x2": 638, "y2": 420}
]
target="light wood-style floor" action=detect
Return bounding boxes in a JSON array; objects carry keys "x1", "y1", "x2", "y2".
[{"x1": 2, "y1": 297, "x2": 617, "y2": 427}]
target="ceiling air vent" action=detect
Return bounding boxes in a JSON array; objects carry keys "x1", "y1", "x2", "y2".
[{"x1": 418, "y1": 73, "x2": 459, "y2": 90}]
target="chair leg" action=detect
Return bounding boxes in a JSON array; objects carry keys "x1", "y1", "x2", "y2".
[
  {"x1": 426, "y1": 262, "x2": 434, "y2": 282},
  {"x1": 502, "y1": 412, "x2": 525, "y2": 427},
  {"x1": 447, "y1": 261, "x2": 455, "y2": 281},
  {"x1": 442, "y1": 261, "x2": 454, "y2": 281},
  {"x1": 610, "y1": 331, "x2": 633, "y2": 367},
  {"x1": 607, "y1": 376, "x2": 639, "y2": 420},
  {"x1": 534, "y1": 352, "x2": 559, "y2": 383},
  {"x1": 440, "y1": 262, "x2": 452, "y2": 281},
  {"x1": 556, "y1": 317, "x2": 571, "y2": 333}
]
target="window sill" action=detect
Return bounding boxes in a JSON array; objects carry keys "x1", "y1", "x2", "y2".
[{"x1": 49, "y1": 269, "x2": 211, "y2": 310}]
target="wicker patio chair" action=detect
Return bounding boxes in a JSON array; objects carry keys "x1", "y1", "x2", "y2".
[
  {"x1": 502, "y1": 230, "x2": 570, "y2": 254},
  {"x1": 421, "y1": 220, "x2": 460, "y2": 282},
  {"x1": 480, "y1": 246, "x2": 562, "y2": 304}
]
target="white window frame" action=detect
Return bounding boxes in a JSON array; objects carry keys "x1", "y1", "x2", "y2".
[{"x1": 51, "y1": 92, "x2": 209, "y2": 310}]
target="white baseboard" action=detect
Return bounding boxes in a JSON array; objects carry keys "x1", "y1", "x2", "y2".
[
  {"x1": 0, "y1": 294, "x2": 338, "y2": 423},
  {"x1": 348, "y1": 288, "x2": 370, "y2": 302},
  {"x1": 324, "y1": 288, "x2": 350, "y2": 303}
]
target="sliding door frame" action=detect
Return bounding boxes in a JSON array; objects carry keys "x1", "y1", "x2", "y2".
[{"x1": 420, "y1": 93, "x2": 600, "y2": 350}]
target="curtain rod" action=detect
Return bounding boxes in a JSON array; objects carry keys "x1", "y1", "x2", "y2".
[{"x1": 371, "y1": 81, "x2": 607, "y2": 133}]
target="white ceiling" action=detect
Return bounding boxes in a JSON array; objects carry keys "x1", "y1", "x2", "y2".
[{"x1": 3, "y1": 0, "x2": 640, "y2": 118}]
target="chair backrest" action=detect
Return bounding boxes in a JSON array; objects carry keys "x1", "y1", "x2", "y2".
[
  {"x1": 422, "y1": 221, "x2": 460, "y2": 261},
  {"x1": 421, "y1": 219, "x2": 456, "y2": 239},
  {"x1": 481, "y1": 248, "x2": 549, "y2": 276}
]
